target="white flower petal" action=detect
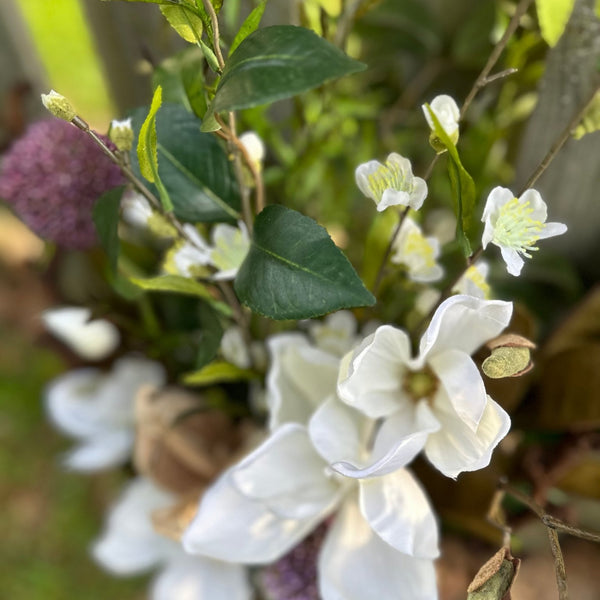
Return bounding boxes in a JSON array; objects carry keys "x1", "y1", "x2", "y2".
[
  {"x1": 93, "y1": 478, "x2": 176, "y2": 575},
  {"x1": 519, "y1": 188, "x2": 547, "y2": 221},
  {"x1": 410, "y1": 177, "x2": 428, "y2": 210},
  {"x1": 319, "y1": 496, "x2": 439, "y2": 600},
  {"x1": 332, "y1": 400, "x2": 439, "y2": 479},
  {"x1": 500, "y1": 246, "x2": 524, "y2": 276},
  {"x1": 358, "y1": 469, "x2": 439, "y2": 559},
  {"x1": 183, "y1": 466, "x2": 327, "y2": 564},
  {"x1": 355, "y1": 160, "x2": 382, "y2": 201},
  {"x1": 267, "y1": 334, "x2": 339, "y2": 429},
  {"x1": 308, "y1": 395, "x2": 369, "y2": 466},
  {"x1": 378, "y1": 188, "x2": 411, "y2": 211},
  {"x1": 419, "y1": 295, "x2": 512, "y2": 358},
  {"x1": 231, "y1": 424, "x2": 340, "y2": 520},
  {"x1": 424, "y1": 395, "x2": 511, "y2": 478},
  {"x1": 153, "y1": 554, "x2": 251, "y2": 600},
  {"x1": 428, "y1": 349, "x2": 487, "y2": 431},
  {"x1": 481, "y1": 187, "x2": 514, "y2": 224},
  {"x1": 338, "y1": 326, "x2": 413, "y2": 419},
  {"x1": 63, "y1": 430, "x2": 133, "y2": 471},
  {"x1": 42, "y1": 307, "x2": 120, "y2": 361},
  {"x1": 538, "y1": 222, "x2": 568, "y2": 240}
]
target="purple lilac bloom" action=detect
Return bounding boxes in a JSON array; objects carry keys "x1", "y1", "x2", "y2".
[
  {"x1": 0, "y1": 119, "x2": 124, "y2": 249},
  {"x1": 259, "y1": 525, "x2": 328, "y2": 600}
]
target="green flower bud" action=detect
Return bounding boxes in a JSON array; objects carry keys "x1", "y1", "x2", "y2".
[
  {"x1": 41, "y1": 90, "x2": 76, "y2": 122},
  {"x1": 109, "y1": 118, "x2": 134, "y2": 152}
]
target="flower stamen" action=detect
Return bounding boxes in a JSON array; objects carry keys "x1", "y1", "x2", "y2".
[{"x1": 492, "y1": 197, "x2": 544, "y2": 258}]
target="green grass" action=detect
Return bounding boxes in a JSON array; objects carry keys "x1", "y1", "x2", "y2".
[{"x1": 16, "y1": 0, "x2": 114, "y2": 127}]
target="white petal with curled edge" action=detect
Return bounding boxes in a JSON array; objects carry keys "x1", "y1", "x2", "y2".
[
  {"x1": 231, "y1": 424, "x2": 340, "y2": 520},
  {"x1": 332, "y1": 400, "x2": 439, "y2": 479},
  {"x1": 428, "y1": 349, "x2": 487, "y2": 431},
  {"x1": 319, "y1": 496, "x2": 439, "y2": 600},
  {"x1": 152, "y1": 553, "x2": 251, "y2": 600},
  {"x1": 419, "y1": 295, "x2": 512, "y2": 358},
  {"x1": 424, "y1": 395, "x2": 511, "y2": 479},
  {"x1": 358, "y1": 469, "x2": 439, "y2": 559},
  {"x1": 63, "y1": 429, "x2": 133, "y2": 471},
  {"x1": 92, "y1": 478, "x2": 176, "y2": 575},
  {"x1": 308, "y1": 395, "x2": 368, "y2": 466},
  {"x1": 337, "y1": 325, "x2": 413, "y2": 419},
  {"x1": 45, "y1": 368, "x2": 107, "y2": 438},
  {"x1": 183, "y1": 466, "x2": 329, "y2": 564},
  {"x1": 500, "y1": 246, "x2": 525, "y2": 276},
  {"x1": 42, "y1": 306, "x2": 120, "y2": 361}
]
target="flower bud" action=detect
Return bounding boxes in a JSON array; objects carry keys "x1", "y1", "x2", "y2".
[
  {"x1": 41, "y1": 89, "x2": 76, "y2": 122},
  {"x1": 108, "y1": 118, "x2": 134, "y2": 152},
  {"x1": 482, "y1": 333, "x2": 536, "y2": 378}
]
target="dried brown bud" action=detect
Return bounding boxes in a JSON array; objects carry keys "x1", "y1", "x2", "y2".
[{"x1": 467, "y1": 547, "x2": 520, "y2": 599}]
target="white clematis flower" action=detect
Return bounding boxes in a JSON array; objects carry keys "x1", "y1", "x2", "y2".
[
  {"x1": 45, "y1": 356, "x2": 165, "y2": 470},
  {"x1": 169, "y1": 222, "x2": 250, "y2": 281},
  {"x1": 42, "y1": 306, "x2": 120, "y2": 361},
  {"x1": 337, "y1": 294, "x2": 513, "y2": 479},
  {"x1": 266, "y1": 311, "x2": 359, "y2": 431},
  {"x1": 422, "y1": 95, "x2": 460, "y2": 143},
  {"x1": 183, "y1": 413, "x2": 439, "y2": 600},
  {"x1": 452, "y1": 261, "x2": 491, "y2": 299},
  {"x1": 355, "y1": 153, "x2": 428, "y2": 212},
  {"x1": 94, "y1": 477, "x2": 251, "y2": 600},
  {"x1": 391, "y1": 217, "x2": 444, "y2": 283},
  {"x1": 482, "y1": 187, "x2": 567, "y2": 276}
]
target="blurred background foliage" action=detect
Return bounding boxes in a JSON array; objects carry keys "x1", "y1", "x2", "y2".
[{"x1": 1, "y1": 0, "x2": 600, "y2": 598}]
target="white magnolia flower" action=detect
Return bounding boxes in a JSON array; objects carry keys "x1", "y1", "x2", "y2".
[
  {"x1": 482, "y1": 187, "x2": 567, "y2": 276},
  {"x1": 170, "y1": 222, "x2": 250, "y2": 281},
  {"x1": 337, "y1": 294, "x2": 513, "y2": 479},
  {"x1": 183, "y1": 412, "x2": 439, "y2": 600},
  {"x1": 266, "y1": 311, "x2": 358, "y2": 431},
  {"x1": 452, "y1": 261, "x2": 491, "y2": 299},
  {"x1": 45, "y1": 356, "x2": 165, "y2": 470},
  {"x1": 94, "y1": 477, "x2": 251, "y2": 600},
  {"x1": 391, "y1": 217, "x2": 444, "y2": 283},
  {"x1": 355, "y1": 153, "x2": 427, "y2": 212},
  {"x1": 42, "y1": 306, "x2": 120, "y2": 361},
  {"x1": 422, "y1": 95, "x2": 460, "y2": 142}
]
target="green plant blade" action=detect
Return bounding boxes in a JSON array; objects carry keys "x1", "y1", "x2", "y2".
[
  {"x1": 229, "y1": 0, "x2": 268, "y2": 56},
  {"x1": 235, "y1": 205, "x2": 375, "y2": 319},
  {"x1": 182, "y1": 360, "x2": 257, "y2": 386},
  {"x1": 92, "y1": 186, "x2": 124, "y2": 273},
  {"x1": 536, "y1": 0, "x2": 576, "y2": 47}
]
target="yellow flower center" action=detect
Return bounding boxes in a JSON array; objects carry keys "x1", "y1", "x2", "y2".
[
  {"x1": 493, "y1": 198, "x2": 544, "y2": 257},
  {"x1": 464, "y1": 265, "x2": 491, "y2": 299},
  {"x1": 403, "y1": 367, "x2": 438, "y2": 403},
  {"x1": 366, "y1": 159, "x2": 410, "y2": 201},
  {"x1": 404, "y1": 231, "x2": 436, "y2": 268}
]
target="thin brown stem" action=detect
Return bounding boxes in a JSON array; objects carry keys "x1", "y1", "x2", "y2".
[
  {"x1": 460, "y1": 0, "x2": 534, "y2": 120},
  {"x1": 519, "y1": 82, "x2": 600, "y2": 193},
  {"x1": 227, "y1": 112, "x2": 254, "y2": 232},
  {"x1": 201, "y1": 0, "x2": 225, "y2": 71}
]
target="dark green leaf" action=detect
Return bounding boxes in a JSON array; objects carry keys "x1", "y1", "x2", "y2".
[
  {"x1": 195, "y1": 301, "x2": 224, "y2": 368},
  {"x1": 235, "y1": 205, "x2": 375, "y2": 319},
  {"x1": 93, "y1": 186, "x2": 124, "y2": 273},
  {"x1": 425, "y1": 104, "x2": 476, "y2": 256},
  {"x1": 229, "y1": 0, "x2": 268, "y2": 56},
  {"x1": 204, "y1": 25, "x2": 366, "y2": 128},
  {"x1": 130, "y1": 104, "x2": 241, "y2": 222}
]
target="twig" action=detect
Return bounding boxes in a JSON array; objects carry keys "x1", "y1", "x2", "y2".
[
  {"x1": 519, "y1": 81, "x2": 600, "y2": 193},
  {"x1": 227, "y1": 111, "x2": 254, "y2": 232},
  {"x1": 201, "y1": 0, "x2": 225, "y2": 71}
]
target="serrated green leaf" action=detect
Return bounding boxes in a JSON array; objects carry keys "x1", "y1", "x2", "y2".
[
  {"x1": 130, "y1": 104, "x2": 241, "y2": 222},
  {"x1": 130, "y1": 275, "x2": 233, "y2": 316},
  {"x1": 536, "y1": 0, "x2": 576, "y2": 47},
  {"x1": 425, "y1": 104, "x2": 475, "y2": 256},
  {"x1": 137, "y1": 86, "x2": 173, "y2": 211},
  {"x1": 229, "y1": 0, "x2": 268, "y2": 56},
  {"x1": 92, "y1": 187, "x2": 124, "y2": 273},
  {"x1": 182, "y1": 360, "x2": 257, "y2": 385},
  {"x1": 235, "y1": 205, "x2": 375, "y2": 319},
  {"x1": 573, "y1": 91, "x2": 600, "y2": 139},
  {"x1": 208, "y1": 25, "x2": 366, "y2": 116},
  {"x1": 160, "y1": 2, "x2": 203, "y2": 43}
]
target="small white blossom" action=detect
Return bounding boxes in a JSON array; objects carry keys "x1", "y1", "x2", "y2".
[
  {"x1": 121, "y1": 191, "x2": 153, "y2": 229},
  {"x1": 239, "y1": 131, "x2": 265, "y2": 169},
  {"x1": 422, "y1": 94, "x2": 460, "y2": 142},
  {"x1": 355, "y1": 153, "x2": 427, "y2": 212},
  {"x1": 391, "y1": 217, "x2": 444, "y2": 283},
  {"x1": 42, "y1": 306, "x2": 120, "y2": 361},
  {"x1": 482, "y1": 187, "x2": 567, "y2": 276},
  {"x1": 221, "y1": 326, "x2": 251, "y2": 369},
  {"x1": 45, "y1": 356, "x2": 165, "y2": 470},
  {"x1": 453, "y1": 261, "x2": 491, "y2": 299},
  {"x1": 94, "y1": 477, "x2": 251, "y2": 600},
  {"x1": 337, "y1": 295, "x2": 513, "y2": 479}
]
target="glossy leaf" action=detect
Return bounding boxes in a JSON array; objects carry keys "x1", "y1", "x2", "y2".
[
  {"x1": 130, "y1": 104, "x2": 241, "y2": 222},
  {"x1": 203, "y1": 25, "x2": 366, "y2": 129},
  {"x1": 536, "y1": 0, "x2": 576, "y2": 47},
  {"x1": 229, "y1": 0, "x2": 268, "y2": 56},
  {"x1": 235, "y1": 205, "x2": 375, "y2": 319},
  {"x1": 92, "y1": 186, "x2": 124, "y2": 273},
  {"x1": 425, "y1": 104, "x2": 476, "y2": 256},
  {"x1": 130, "y1": 275, "x2": 232, "y2": 316},
  {"x1": 182, "y1": 360, "x2": 256, "y2": 386}
]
